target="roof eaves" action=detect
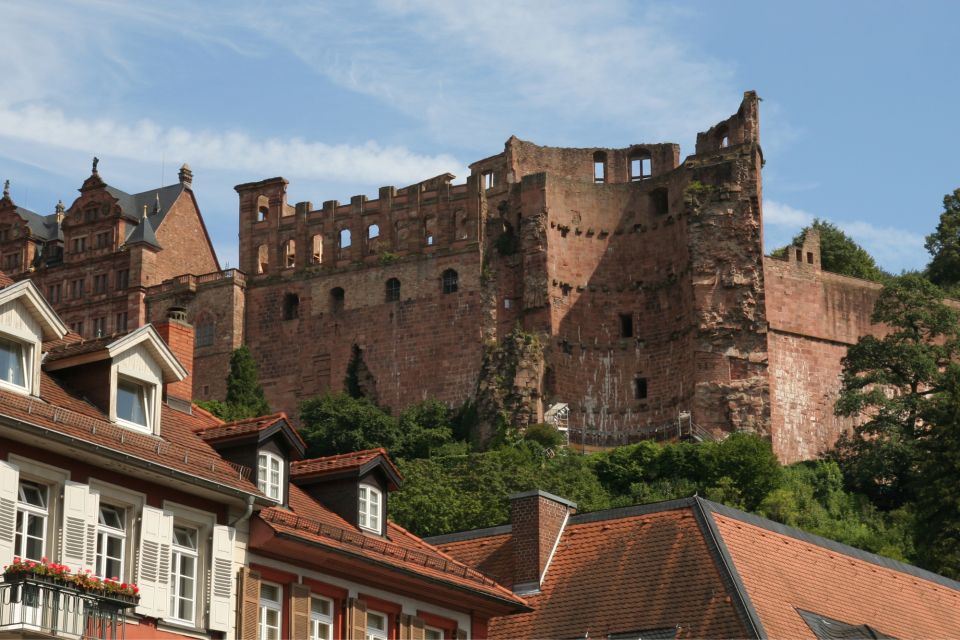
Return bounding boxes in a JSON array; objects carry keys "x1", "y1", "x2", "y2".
[
  {"x1": 692, "y1": 498, "x2": 765, "y2": 639},
  {"x1": 424, "y1": 523, "x2": 514, "y2": 546}
]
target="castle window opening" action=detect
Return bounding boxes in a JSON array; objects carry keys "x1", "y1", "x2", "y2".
[
  {"x1": 195, "y1": 318, "x2": 215, "y2": 347},
  {"x1": 593, "y1": 151, "x2": 607, "y2": 183},
  {"x1": 651, "y1": 188, "x2": 669, "y2": 215},
  {"x1": 339, "y1": 228, "x2": 352, "y2": 249},
  {"x1": 807, "y1": 252, "x2": 814, "y2": 264},
  {"x1": 330, "y1": 287, "x2": 345, "y2": 312},
  {"x1": 385, "y1": 278, "x2": 400, "y2": 302},
  {"x1": 619, "y1": 313, "x2": 634, "y2": 338},
  {"x1": 442, "y1": 269, "x2": 458, "y2": 294},
  {"x1": 283, "y1": 293, "x2": 300, "y2": 320},
  {"x1": 311, "y1": 234, "x2": 322, "y2": 264},
  {"x1": 368, "y1": 224, "x2": 380, "y2": 239},
  {"x1": 257, "y1": 206, "x2": 268, "y2": 222},
  {"x1": 257, "y1": 244, "x2": 269, "y2": 274},
  {"x1": 283, "y1": 239, "x2": 296, "y2": 268},
  {"x1": 455, "y1": 210, "x2": 469, "y2": 240},
  {"x1": 629, "y1": 152, "x2": 652, "y2": 181},
  {"x1": 634, "y1": 376, "x2": 648, "y2": 400},
  {"x1": 424, "y1": 218, "x2": 436, "y2": 246},
  {"x1": 795, "y1": 249, "x2": 802, "y2": 262},
  {"x1": 721, "y1": 135, "x2": 729, "y2": 148},
  {"x1": 483, "y1": 171, "x2": 495, "y2": 190}
]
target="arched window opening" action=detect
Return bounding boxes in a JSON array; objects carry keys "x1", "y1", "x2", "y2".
[
  {"x1": 258, "y1": 206, "x2": 268, "y2": 222},
  {"x1": 257, "y1": 244, "x2": 269, "y2": 274},
  {"x1": 593, "y1": 151, "x2": 607, "y2": 184},
  {"x1": 330, "y1": 287, "x2": 345, "y2": 312},
  {"x1": 385, "y1": 278, "x2": 400, "y2": 302},
  {"x1": 717, "y1": 125, "x2": 730, "y2": 149},
  {"x1": 311, "y1": 234, "x2": 323, "y2": 264},
  {"x1": 424, "y1": 218, "x2": 436, "y2": 247},
  {"x1": 368, "y1": 224, "x2": 380, "y2": 239},
  {"x1": 650, "y1": 188, "x2": 669, "y2": 215},
  {"x1": 283, "y1": 239, "x2": 296, "y2": 268},
  {"x1": 629, "y1": 150, "x2": 652, "y2": 182},
  {"x1": 441, "y1": 269, "x2": 458, "y2": 294},
  {"x1": 721, "y1": 135, "x2": 729, "y2": 148},
  {"x1": 283, "y1": 293, "x2": 300, "y2": 320},
  {"x1": 339, "y1": 228, "x2": 352, "y2": 250}
]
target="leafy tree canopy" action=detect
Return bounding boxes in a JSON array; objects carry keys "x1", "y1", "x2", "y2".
[
  {"x1": 299, "y1": 392, "x2": 403, "y2": 457},
  {"x1": 925, "y1": 188, "x2": 960, "y2": 291}
]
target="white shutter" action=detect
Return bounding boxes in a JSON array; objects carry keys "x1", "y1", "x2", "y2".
[
  {"x1": 61, "y1": 481, "x2": 97, "y2": 572},
  {"x1": 207, "y1": 525, "x2": 234, "y2": 632},
  {"x1": 84, "y1": 490, "x2": 100, "y2": 571},
  {"x1": 0, "y1": 461, "x2": 19, "y2": 565},
  {"x1": 136, "y1": 505, "x2": 173, "y2": 618}
]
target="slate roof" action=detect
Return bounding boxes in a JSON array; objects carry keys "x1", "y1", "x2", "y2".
[
  {"x1": 290, "y1": 448, "x2": 399, "y2": 478},
  {"x1": 125, "y1": 213, "x2": 160, "y2": 248},
  {"x1": 432, "y1": 497, "x2": 960, "y2": 639},
  {"x1": 105, "y1": 182, "x2": 184, "y2": 228}
]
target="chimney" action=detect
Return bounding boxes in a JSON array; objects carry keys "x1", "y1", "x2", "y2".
[
  {"x1": 509, "y1": 490, "x2": 576, "y2": 594},
  {"x1": 178, "y1": 163, "x2": 193, "y2": 188},
  {"x1": 155, "y1": 306, "x2": 194, "y2": 410}
]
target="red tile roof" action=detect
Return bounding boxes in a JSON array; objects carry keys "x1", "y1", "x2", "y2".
[
  {"x1": 290, "y1": 448, "x2": 401, "y2": 482},
  {"x1": 194, "y1": 412, "x2": 305, "y2": 448},
  {"x1": 0, "y1": 271, "x2": 14, "y2": 287},
  {"x1": 0, "y1": 372, "x2": 263, "y2": 497},
  {"x1": 714, "y1": 511, "x2": 960, "y2": 639},
  {"x1": 435, "y1": 497, "x2": 960, "y2": 639}
]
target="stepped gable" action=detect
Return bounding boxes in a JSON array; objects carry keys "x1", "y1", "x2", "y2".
[{"x1": 431, "y1": 497, "x2": 960, "y2": 639}]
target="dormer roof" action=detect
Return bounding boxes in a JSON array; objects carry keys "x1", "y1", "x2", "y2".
[
  {"x1": 290, "y1": 448, "x2": 402, "y2": 490},
  {"x1": 195, "y1": 412, "x2": 306, "y2": 459},
  {"x1": 0, "y1": 279, "x2": 69, "y2": 340},
  {"x1": 43, "y1": 324, "x2": 187, "y2": 382}
]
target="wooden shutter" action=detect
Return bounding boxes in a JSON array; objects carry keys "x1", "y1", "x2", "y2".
[
  {"x1": 400, "y1": 613, "x2": 411, "y2": 640},
  {"x1": 208, "y1": 525, "x2": 235, "y2": 632},
  {"x1": 61, "y1": 481, "x2": 99, "y2": 573},
  {"x1": 135, "y1": 505, "x2": 173, "y2": 618},
  {"x1": 290, "y1": 583, "x2": 311, "y2": 639},
  {"x1": 346, "y1": 597, "x2": 367, "y2": 640},
  {"x1": 0, "y1": 461, "x2": 18, "y2": 564},
  {"x1": 455, "y1": 627, "x2": 467, "y2": 640},
  {"x1": 237, "y1": 567, "x2": 261, "y2": 640},
  {"x1": 409, "y1": 614, "x2": 426, "y2": 640}
]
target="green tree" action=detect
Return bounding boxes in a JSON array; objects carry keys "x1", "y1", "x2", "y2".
[
  {"x1": 195, "y1": 346, "x2": 270, "y2": 421},
  {"x1": 833, "y1": 275, "x2": 960, "y2": 509},
  {"x1": 396, "y1": 400, "x2": 454, "y2": 459},
  {"x1": 791, "y1": 219, "x2": 888, "y2": 282},
  {"x1": 299, "y1": 393, "x2": 402, "y2": 457},
  {"x1": 924, "y1": 188, "x2": 960, "y2": 291}
]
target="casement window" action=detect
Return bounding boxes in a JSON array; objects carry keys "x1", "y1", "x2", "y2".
[
  {"x1": 115, "y1": 269, "x2": 129, "y2": 291},
  {"x1": 358, "y1": 485, "x2": 381, "y2": 534},
  {"x1": 15, "y1": 480, "x2": 48, "y2": 561},
  {"x1": 257, "y1": 452, "x2": 283, "y2": 502},
  {"x1": 441, "y1": 269, "x2": 458, "y2": 294},
  {"x1": 366, "y1": 610, "x2": 388, "y2": 640},
  {"x1": 0, "y1": 335, "x2": 28, "y2": 391},
  {"x1": 96, "y1": 504, "x2": 126, "y2": 580},
  {"x1": 116, "y1": 311, "x2": 128, "y2": 333},
  {"x1": 48, "y1": 283, "x2": 61, "y2": 303},
  {"x1": 425, "y1": 627, "x2": 444, "y2": 640},
  {"x1": 169, "y1": 525, "x2": 199, "y2": 624},
  {"x1": 311, "y1": 596, "x2": 334, "y2": 640},
  {"x1": 259, "y1": 582, "x2": 282, "y2": 640},
  {"x1": 116, "y1": 377, "x2": 151, "y2": 431}
]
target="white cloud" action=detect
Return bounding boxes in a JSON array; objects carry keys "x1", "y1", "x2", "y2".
[
  {"x1": 764, "y1": 199, "x2": 814, "y2": 228},
  {"x1": 0, "y1": 105, "x2": 463, "y2": 185}
]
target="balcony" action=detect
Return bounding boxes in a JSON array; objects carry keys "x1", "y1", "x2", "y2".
[{"x1": 0, "y1": 574, "x2": 137, "y2": 639}]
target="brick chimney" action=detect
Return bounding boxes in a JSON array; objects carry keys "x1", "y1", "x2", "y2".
[
  {"x1": 155, "y1": 307, "x2": 193, "y2": 406},
  {"x1": 509, "y1": 490, "x2": 576, "y2": 594}
]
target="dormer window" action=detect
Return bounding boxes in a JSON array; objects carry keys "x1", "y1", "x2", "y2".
[
  {"x1": 0, "y1": 335, "x2": 27, "y2": 391},
  {"x1": 116, "y1": 377, "x2": 150, "y2": 429},
  {"x1": 258, "y1": 452, "x2": 283, "y2": 501},
  {"x1": 358, "y1": 484, "x2": 381, "y2": 534}
]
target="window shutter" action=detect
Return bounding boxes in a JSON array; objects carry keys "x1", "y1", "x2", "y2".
[
  {"x1": 84, "y1": 490, "x2": 99, "y2": 571},
  {"x1": 135, "y1": 505, "x2": 173, "y2": 618},
  {"x1": 400, "y1": 613, "x2": 411, "y2": 640},
  {"x1": 0, "y1": 461, "x2": 19, "y2": 565},
  {"x1": 455, "y1": 627, "x2": 468, "y2": 640},
  {"x1": 289, "y1": 583, "x2": 310, "y2": 639},
  {"x1": 61, "y1": 481, "x2": 97, "y2": 572},
  {"x1": 208, "y1": 525, "x2": 235, "y2": 632},
  {"x1": 237, "y1": 567, "x2": 261, "y2": 640},
  {"x1": 409, "y1": 614, "x2": 425, "y2": 640},
  {"x1": 347, "y1": 597, "x2": 367, "y2": 640}
]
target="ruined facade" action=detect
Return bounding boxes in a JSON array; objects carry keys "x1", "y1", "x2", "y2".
[{"x1": 3, "y1": 92, "x2": 897, "y2": 462}]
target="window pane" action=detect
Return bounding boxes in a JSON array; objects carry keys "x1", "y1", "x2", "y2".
[
  {"x1": 117, "y1": 379, "x2": 148, "y2": 426},
  {"x1": 0, "y1": 337, "x2": 25, "y2": 386},
  {"x1": 312, "y1": 598, "x2": 331, "y2": 617},
  {"x1": 261, "y1": 584, "x2": 280, "y2": 602},
  {"x1": 369, "y1": 612, "x2": 386, "y2": 631}
]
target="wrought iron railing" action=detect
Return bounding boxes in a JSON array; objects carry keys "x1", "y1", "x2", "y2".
[{"x1": 0, "y1": 574, "x2": 137, "y2": 639}]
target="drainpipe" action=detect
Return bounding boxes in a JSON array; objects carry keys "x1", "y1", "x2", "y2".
[{"x1": 230, "y1": 494, "x2": 255, "y2": 527}]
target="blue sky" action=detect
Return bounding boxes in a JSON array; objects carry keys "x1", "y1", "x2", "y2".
[{"x1": 1, "y1": 0, "x2": 957, "y2": 273}]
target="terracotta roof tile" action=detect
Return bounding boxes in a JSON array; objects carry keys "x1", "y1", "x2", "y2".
[
  {"x1": 713, "y1": 512, "x2": 960, "y2": 639},
  {"x1": 438, "y1": 505, "x2": 748, "y2": 639},
  {"x1": 290, "y1": 448, "x2": 401, "y2": 481},
  {"x1": 193, "y1": 412, "x2": 300, "y2": 443},
  {"x1": 0, "y1": 372, "x2": 262, "y2": 496},
  {"x1": 0, "y1": 271, "x2": 14, "y2": 287}
]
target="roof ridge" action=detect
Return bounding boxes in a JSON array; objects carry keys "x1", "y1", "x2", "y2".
[
  {"x1": 204, "y1": 411, "x2": 286, "y2": 430},
  {"x1": 291, "y1": 448, "x2": 385, "y2": 467}
]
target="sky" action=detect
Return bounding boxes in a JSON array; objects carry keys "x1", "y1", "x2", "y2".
[{"x1": 1, "y1": 0, "x2": 957, "y2": 273}]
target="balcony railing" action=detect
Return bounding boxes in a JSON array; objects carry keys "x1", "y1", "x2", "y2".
[{"x1": 0, "y1": 574, "x2": 137, "y2": 639}]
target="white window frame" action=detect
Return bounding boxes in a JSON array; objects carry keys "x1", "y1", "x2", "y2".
[
  {"x1": 0, "y1": 333, "x2": 30, "y2": 395},
  {"x1": 8, "y1": 455, "x2": 69, "y2": 561},
  {"x1": 259, "y1": 581, "x2": 282, "y2": 640},
  {"x1": 14, "y1": 480, "x2": 49, "y2": 562},
  {"x1": 358, "y1": 484, "x2": 381, "y2": 534},
  {"x1": 160, "y1": 500, "x2": 215, "y2": 630},
  {"x1": 366, "y1": 609, "x2": 388, "y2": 640},
  {"x1": 310, "y1": 595, "x2": 334, "y2": 640},
  {"x1": 114, "y1": 375, "x2": 154, "y2": 433},
  {"x1": 95, "y1": 503, "x2": 126, "y2": 580},
  {"x1": 257, "y1": 451, "x2": 284, "y2": 502},
  {"x1": 88, "y1": 479, "x2": 144, "y2": 584},
  {"x1": 425, "y1": 626, "x2": 444, "y2": 640},
  {"x1": 168, "y1": 524, "x2": 199, "y2": 625}
]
